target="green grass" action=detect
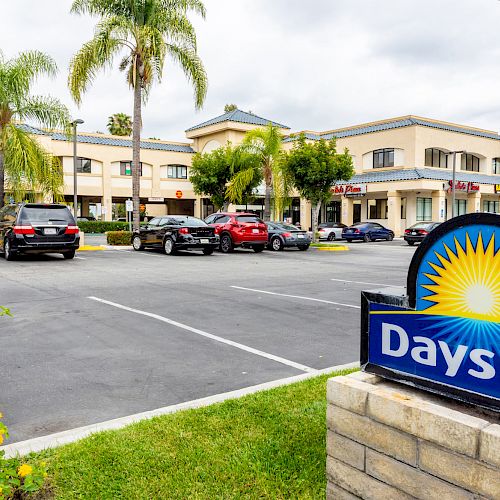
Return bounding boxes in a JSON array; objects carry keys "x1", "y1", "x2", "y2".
[{"x1": 32, "y1": 368, "x2": 356, "y2": 499}]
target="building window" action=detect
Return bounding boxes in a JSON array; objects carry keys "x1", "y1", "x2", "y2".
[
  {"x1": 120, "y1": 161, "x2": 142, "y2": 176},
  {"x1": 401, "y1": 198, "x2": 407, "y2": 219},
  {"x1": 461, "y1": 153, "x2": 480, "y2": 172},
  {"x1": 416, "y1": 197, "x2": 432, "y2": 221},
  {"x1": 453, "y1": 199, "x2": 467, "y2": 216},
  {"x1": 425, "y1": 148, "x2": 448, "y2": 168},
  {"x1": 167, "y1": 165, "x2": 188, "y2": 179},
  {"x1": 373, "y1": 149, "x2": 394, "y2": 168},
  {"x1": 368, "y1": 199, "x2": 388, "y2": 219},
  {"x1": 493, "y1": 158, "x2": 500, "y2": 174},
  {"x1": 483, "y1": 200, "x2": 500, "y2": 214},
  {"x1": 76, "y1": 157, "x2": 92, "y2": 173}
]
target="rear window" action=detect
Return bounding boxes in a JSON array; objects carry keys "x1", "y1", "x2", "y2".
[
  {"x1": 236, "y1": 215, "x2": 263, "y2": 224},
  {"x1": 20, "y1": 206, "x2": 74, "y2": 224},
  {"x1": 410, "y1": 222, "x2": 433, "y2": 229},
  {"x1": 169, "y1": 216, "x2": 207, "y2": 227}
]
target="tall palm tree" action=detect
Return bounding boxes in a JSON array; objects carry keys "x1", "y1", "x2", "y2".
[
  {"x1": 69, "y1": 0, "x2": 208, "y2": 231},
  {"x1": 107, "y1": 112, "x2": 132, "y2": 136},
  {"x1": 0, "y1": 50, "x2": 70, "y2": 208},
  {"x1": 226, "y1": 123, "x2": 285, "y2": 221}
]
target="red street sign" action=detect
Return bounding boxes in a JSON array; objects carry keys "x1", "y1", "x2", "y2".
[{"x1": 175, "y1": 190, "x2": 183, "y2": 199}]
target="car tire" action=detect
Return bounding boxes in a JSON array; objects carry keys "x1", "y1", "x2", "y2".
[
  {"x1": 407, "y1": 240, "x2": 415, "y2": 246},
  {"x1": 132, "y1": 235, "x2": 144, "y2": 251},
  {"x1": 163, "y1": 237, "x2": 176, "y2": 255},
  {"x1": 271, "y1": 236, "x2": 284, "y2": 251},
  {"x1": 298, "y1": 245, "x2": 310, "y2": 251},
  {"x1": 346, "y1": 239, "x2": 352, "y2": 243},
  {"x1": 4, "y1": 239, "x2": 15, "y2": 261},
  {"x1": 63, "y1": 250, "x2": 76, "y2": 260},
  {"x1": 327, "y1": 233, "x2": 336, "y2": 241},
  {"x1": 387, "y1": 233, "x2": 394, "y2": 241},
  {"x1": 220, "y1": 234, "x2": 234, "y2": 253},
  {"x1": 253, "y1": 245, "x2": 265, "y2": 253},
  {"x1": 364, "y1": 233, "x2": 371, "y2": 243},
  {"x1": 203, "y1": 248, "x2": 214, "y2": 255}
]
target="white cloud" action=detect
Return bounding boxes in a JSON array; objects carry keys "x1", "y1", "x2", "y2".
[{"x1": 1, "y1": 0, "x2": 500, "y2": 142}]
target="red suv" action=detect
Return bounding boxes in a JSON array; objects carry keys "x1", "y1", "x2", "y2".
[{"x1": 204, "y1": 213, "x2": 268, "y2": 253}]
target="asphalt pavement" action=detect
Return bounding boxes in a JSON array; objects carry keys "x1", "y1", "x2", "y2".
[{"x1": 0, "y1": 240, "x2": 417, "y2": 443}]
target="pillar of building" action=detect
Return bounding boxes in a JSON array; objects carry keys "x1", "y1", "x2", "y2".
[
  {"x1": 432, "y1": 190, "x2": 447, "y2": 223},
  {"x1": 467, "y1": 192, "x2": 481, "y2": 214},
  {"x1": 101, "y1": 161, "x2": 113, "y2": 221},
  {"x1": 300, "y1": 199, "x2": 312, "y2": 231},
  {"x1": 194, "y1": 197, "x2": 203, "y2": 218},
  {"x1": 81, "y1": 198, "x2": 90, "y2": 218},
  {"x1": 387, "y1": 191, "x2": 402, "y2": 236},
  {"x1": 341, "y1": 197, "x2": 354, "y2": 227}
]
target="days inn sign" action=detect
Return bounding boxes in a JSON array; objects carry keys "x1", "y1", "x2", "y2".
[{"x1": 361, "y1": 213, "x2": 500, "y2": 411}]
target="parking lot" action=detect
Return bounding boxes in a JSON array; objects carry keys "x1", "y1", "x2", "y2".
[{"x1": 1, "y1": 241, "x2": 416, "y2": 443}]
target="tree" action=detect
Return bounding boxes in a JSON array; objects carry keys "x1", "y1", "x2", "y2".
[
  {"x1": 224, "y1": 103, "x2": 237, "y2": 113},
  {"x1": 226, "y1": 123, "x2": 286, "y2": 221},
  {"x1": 283, "y1": 134, "x2": 354, "y2": 241},
  {"x1": 107, "y1": 112, "x2": 132, "y2": 136},
  {"x1": 69, "y1": 0, "x2": 208, "y2": 231},
  {"x1": 190, "y1": 143, "x2": 262, "y2": 211},
  {"x1": 0, "y1": 50, "x2": 70, "y2": 208}
]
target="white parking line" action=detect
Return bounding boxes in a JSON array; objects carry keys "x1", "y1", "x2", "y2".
[
  {"x1": 88, "y1": 296, "x2": 317, "y2": 374},
  {"x1": 330, "y1": 278, "x2": 399, "y2": 287},
  {"x1": 230, "y1": 286, "x2": 361, "y2": 309},
  {"x1": 74, "y1": 256, "x2": 86, "y2": 260}
]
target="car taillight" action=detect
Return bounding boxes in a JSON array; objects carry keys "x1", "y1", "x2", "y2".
[
  {"x1": 179, "y1": 227, "x2": 189, "y2": 234},
  {"x1": 354, "y1": 229, "x2": 360, "y2": 233},
  {"x1": 419, "y1": 230, "x2": 428, "y2": 235},
  {"x1": 13, "y1": 225, "x2": 35, "y2": 235},
  {"x1": 319, "y1": 228, "x2": 325, "y2": 232},
  {"x1": 405, "y1": 229, "x2": 411, "y2": 234},
  {"x1": 65, "y1": 225, "x2": 79, "y2": 235},
  {"x1": 282, "y1": 232, "x2": 292, "y2": 238}
]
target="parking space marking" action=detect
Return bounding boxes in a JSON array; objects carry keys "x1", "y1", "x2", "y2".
[
  {"x1": 230, "y1": 286, "x2": 361, "y2": 309},
  {"x1": 74, "y1": 256, "x2": 86, "y2": 260},
  {"x1": 330, "y1": 278, "x2": 398, "y2": 287},
  {"x1": 88, "y1": 296, "x2": 317, "y2": 374}
]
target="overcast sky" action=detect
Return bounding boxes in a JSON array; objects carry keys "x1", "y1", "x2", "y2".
[{"x1": 2, "y1": 0, "x2": 500, "y2": 142}]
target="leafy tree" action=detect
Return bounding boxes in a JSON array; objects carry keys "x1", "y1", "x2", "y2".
[
  {"x1": 69, "y1": 0, "x2": 208, "y2": 231},
  {"x1": 0, "y1": 50, "x2": 70, "y2": 207},
  {"x1": 107, "y1": 112, "x2": 132, "y2": 136},
  {"x1": 283, "y1": 134, "x2": 354, "y2": 241},
  {"x1": 224, "y1": 103, "x2": 237, "y2": 113},
  {"x1": 226, "y1": 123, "x2": 286, "y2": 221},
  {"x1": 190, "y1": 143, "x2": 261, "y2": 210}
]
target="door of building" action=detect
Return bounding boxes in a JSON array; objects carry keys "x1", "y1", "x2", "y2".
[{"x1": 353, "y1": 203, "x2": 362, "y2": 223}]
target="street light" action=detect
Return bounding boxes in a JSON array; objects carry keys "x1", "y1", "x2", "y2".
[
  {"x1": 447, "y1": 150, "x2": 466, "y2": 219},
  {"x1": 71, "y1": 119, "x2": 84, "y2": 218}
]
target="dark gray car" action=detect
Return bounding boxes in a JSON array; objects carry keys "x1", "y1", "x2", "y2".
[{"x1": 266, "y1": 222, "x2": 311, "y2": 251}]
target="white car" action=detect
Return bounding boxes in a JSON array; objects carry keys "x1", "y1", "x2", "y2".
[{"x1": 318, "y1": 222, "x2": 348, "y2": 241}]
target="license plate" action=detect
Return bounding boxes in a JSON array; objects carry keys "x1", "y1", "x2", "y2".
[
  {"x1": 200, "y1": 238, "x2": 209, "y2": 244},
  {"x1": 298, "y1": 234, "x2": 304, "y2": 238},
  {"x1": 44, "y1": 228, "x2": 57, "y2": 235},
  {"x1": 412, "y1": 232, "x2": 417, "y2": 235},
  {"x1": 252, "y1": 228, "x2": 259, "y2": 234}
]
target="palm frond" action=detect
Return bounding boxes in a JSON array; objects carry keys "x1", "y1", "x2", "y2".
[
  {"x1": 226, "y1": 168, "x2": 256, "y2": 204},
  {"x1": 17, "y1": 95, "x2": 71, "y2": 132}
]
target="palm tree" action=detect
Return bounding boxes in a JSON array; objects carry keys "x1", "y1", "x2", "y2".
[
  {"x1": 107, "y1": 112, "x2": 132, "y2": 136},
  {"x1": 69, "y1": 0, "x2": 208, "y2": 231},
  {"x1": 226, "y1": 123, "x2": 285, "y2": 221},
  {"x1": 0, "y1": 50, "x2": 70, "y2": 208}
]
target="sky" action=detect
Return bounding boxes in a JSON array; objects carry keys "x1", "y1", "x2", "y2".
[{"x1": 1, "y1": 0, "x2": 500, "y2": 142}]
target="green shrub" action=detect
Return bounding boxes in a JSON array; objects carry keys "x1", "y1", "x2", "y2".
[
  {"x1": 107, "y1": 231, "x2": 133, "y2": 246},
  {"x1": 77, "y1": 221, "x2": 129, "y2": 233}
]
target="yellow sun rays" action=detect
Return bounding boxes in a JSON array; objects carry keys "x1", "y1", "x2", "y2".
[{"x1": 422, "y1": 233, "x2": 500, "y2": 322}]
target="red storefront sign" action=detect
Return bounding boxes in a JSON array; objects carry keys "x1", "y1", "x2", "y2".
[
  {"x1": 446, "y1": 181, "x2": 480, "y2": 193},
  {"x1": 333, "y1": 184, "x2": 367, "y2": 196}
]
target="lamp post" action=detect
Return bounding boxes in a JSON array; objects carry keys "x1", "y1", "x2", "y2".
[
  {"x1": 447, "y1": 150, "x2": 466, "y2": 219},
  {"x1": 71, "y1": 119, "x2": 84, "y2": 218}
]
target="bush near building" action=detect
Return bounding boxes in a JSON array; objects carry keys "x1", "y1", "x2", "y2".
[{"x1": 106, "y1": 231, "x2": 132, "y2": 246}]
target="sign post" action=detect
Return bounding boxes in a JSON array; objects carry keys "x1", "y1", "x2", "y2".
[
  {"x1": 361, "y1": 213, "x2": 500, "y2": 411},
  {"x1": 125, "y1": 199, "x2": 133, "y2": 232}
]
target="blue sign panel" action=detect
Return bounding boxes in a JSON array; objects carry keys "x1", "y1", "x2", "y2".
[{"x1": 361, "y1": 213, "x2": 500, "y2": 411}]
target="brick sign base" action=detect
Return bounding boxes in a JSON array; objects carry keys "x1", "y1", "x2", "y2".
[{"x1": 326, "y1": 372, "x2": 500, "y2": 499}]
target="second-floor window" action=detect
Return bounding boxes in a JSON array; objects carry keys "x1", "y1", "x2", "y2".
[
  {"x1": 373, "y1": 149, "x2": 394, "y2": 168},
  {"x1": 425, "y1": 148, "x2": 448, "y2": 168},
  {"x1": 493, "y1": 158, "x2": 500, "y2": 174},
  {"x1": 461, "y1": 153, "x2": 480, "y2": 172},
  {"x1": 167, "y1": 165, "x2": 188, "y2": 179},
  {"x1": 76, "y1": 157, "x2": 92, "y2": 173},
  {"x1": 120, "y1": 161, "x2": 142, "y2": 176}
]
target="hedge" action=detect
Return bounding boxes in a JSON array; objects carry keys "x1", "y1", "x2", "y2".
[
  {"x1": 77, "y1": 221, "x2": 129, "y2": 233},
  {"x1": 107, "y1": 231, "x2": 133, "y2": 246}
]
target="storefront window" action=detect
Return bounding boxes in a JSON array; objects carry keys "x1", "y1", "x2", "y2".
[
  {"x1": 483, "y1": 200, "x2": 500, "y2": 214},
  {"x1": 424, "y1": 148, "x2": 448, "y2": 168},
  {"x1": 461, "y1": 154, "x2": 480, "y2": 172},
  {"x1": 373, "y1": 149, "x2": 394, "y2": 168},
  {"x1": 416, "y1": 197, "x2": 432, "y2": 221},
  {"x1": 401, "y1": 198, "x2": 407, "y2": 219},
  {"x1": 493, "y1": 158, "x2": 500, "y2": 174},
  {"x1": 368, "y1": 199, "x2": 388, "y2": 219},
  {"x1": 120, "y1": 161, "x2": 142, "y2": 176},
  {"x1": 454, "y1": 199, "x2": 468, "y2": 216}
]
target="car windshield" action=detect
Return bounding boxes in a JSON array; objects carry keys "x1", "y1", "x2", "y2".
[
  {"x1": 169, "y1": 216, "x2": 207, "y2": 227},
  {"x1": 410, "y1": 222, "x2": 433, "y2": 229},
  {"x1": 20, "y1": 206, "x2": 73, "y2": 224},
  {"x1": 236, "y1": 215, "x2": 263, "y2": 224}
]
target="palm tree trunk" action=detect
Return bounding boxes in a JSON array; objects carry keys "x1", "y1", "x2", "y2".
[
  {"x1": 0, "y1": 128, "x2": 4, "y2": 209},
  {"x1": 311, "y1": 200, "x2": 322, "y2": 243},
  {"x1": 132, "y1": 74, "x2": 142, "y2": 232},
  {"x1": 264, "y1": 183, "x2": 272, "y2": 221}
]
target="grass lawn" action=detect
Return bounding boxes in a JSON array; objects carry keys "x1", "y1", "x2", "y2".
[{"x1": 32, "y1": 368, "x2": 356, "y2": 499}]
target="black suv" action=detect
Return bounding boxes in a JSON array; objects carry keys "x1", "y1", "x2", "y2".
[{"x1": 0, "y1": 203, "x2": 80, "y2": 260}]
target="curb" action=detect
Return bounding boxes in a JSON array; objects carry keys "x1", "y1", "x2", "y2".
[
  {"x1": 315, "y1": 246, "x2": 349, "y2": 252},
  {"x1": 77, "y1": 245, "x2": 106, "y2": 251}
]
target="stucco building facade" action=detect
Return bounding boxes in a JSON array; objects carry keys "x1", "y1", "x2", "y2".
[{"x1": 27, "y1": 110, "x2": 500, "y2": 236}]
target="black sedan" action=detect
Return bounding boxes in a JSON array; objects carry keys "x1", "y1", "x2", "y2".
[
  {"x1": 404, "y1": 222, "x2": 441, "y2": 246},
  {"x1": 132, "y1": 215, "x2": 219, "y2": 255},
  {"x1": 266, "y1": 222, "x2": 311, "y2": 251}
]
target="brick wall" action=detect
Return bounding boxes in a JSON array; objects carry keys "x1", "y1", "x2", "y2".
[{"x1": 326, "y1": 372, "x2": 500, "y2": 499}]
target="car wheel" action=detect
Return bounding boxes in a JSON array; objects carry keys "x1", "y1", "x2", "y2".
[
  {"x1": 327, "y1": 232, "x2": 336, "y2": 241},
  {"x1": 363, "y1": 233, "x2": 371, "y2": 243},
  {"x1": 271, "y1": 236, "x2": 284, "y2": 251},
  {"x1": 407, "y1": 241, "x2": 415, "y2": 246},
  {"x1": 220, "y1": 234, "x2": 234, "y2": 253},
  {"x1": 346, "y1": 239, "x2": 353, "y2": 243},
  {"x1": 203, "y1": 248, "x2": 214, "y2": 255},
  {"x1": 298, "y1": 245, "x2": 310, "y2": 251},
  {"x1": 163, "y1": 237, "x2": 176, "y2": 255},
  {"x1": 4, "y1": 239, "x2": 15, "y2": 261},
  {"x1": 253, "y1": 245, "x2": 265, "y2": 253},
  {"x1": 63, "y1": 250, "x2": 76, "y2": 260},
  {"x1": 132, "y1": 235, "x2": 144, "y2": 251},
  {"x1": 387, "y1": 233, "x2": 394, "y2": 241}
]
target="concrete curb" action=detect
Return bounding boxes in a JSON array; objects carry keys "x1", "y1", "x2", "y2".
[
  {"x1": 314, "y1": 246, "x2": 350, "y2": 252},
  {"x1": 1, "y1": 361, "x2": 359, "y2": 458}
]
